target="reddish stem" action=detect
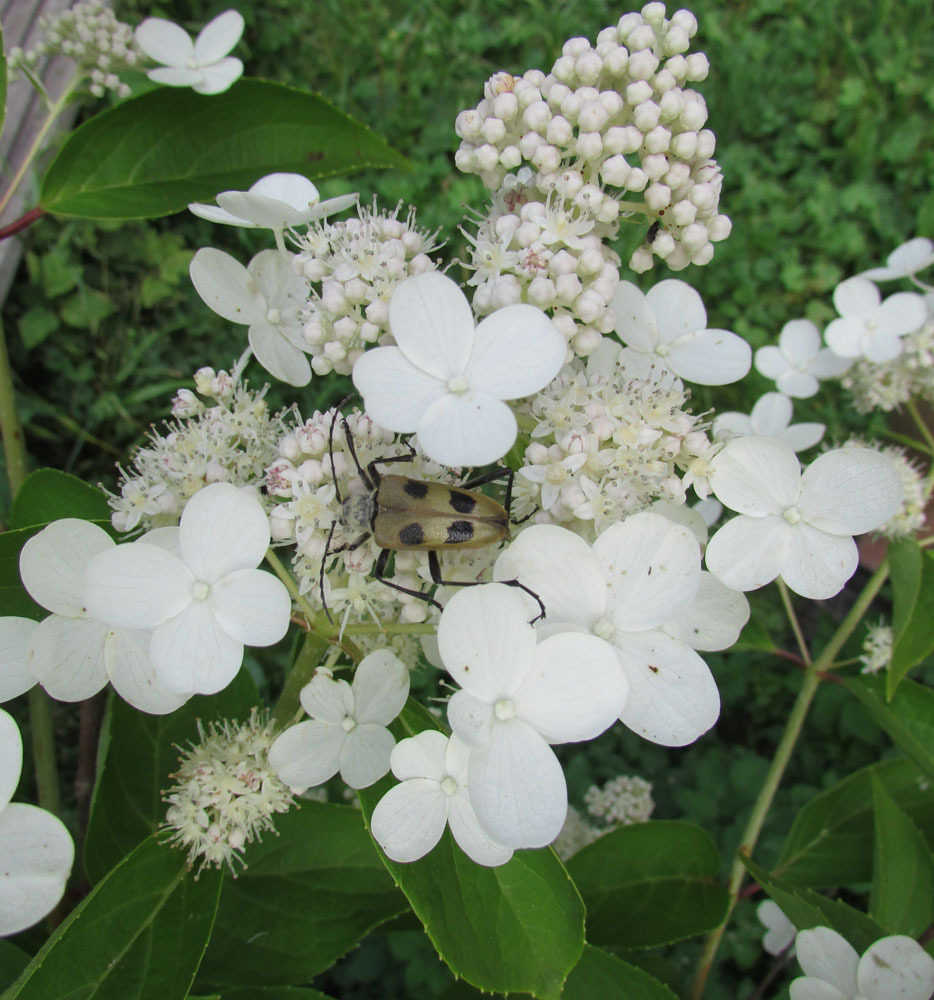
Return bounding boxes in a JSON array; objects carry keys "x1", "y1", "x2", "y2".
[{"x1": 0, "y1": 207, "x2": 45, "y2": 240}]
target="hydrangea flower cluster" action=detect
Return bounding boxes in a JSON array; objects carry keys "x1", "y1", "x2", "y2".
[
  {"x1": 107, "y1": 370, "x2": 286, "y2": 532},
  {"x1": 859, "y1": 619, "x2": 893, "y2": 675},
  {"x1": 456, "y1": 3, "x2": 731, "y2": 297},
  {"x1": 551, "y1": 774, "x2": 655, "y2": 859},
  {"x1": 292, "y1": 202, "x2": 442, "y2": 377},
  {"x1": 8, "y1": 0, "x2": 141, "y2": 98},
  {"x1": 162, "y1": 711, "x2": 294, "y2": 874}
]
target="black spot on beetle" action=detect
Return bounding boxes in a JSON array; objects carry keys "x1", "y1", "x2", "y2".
[
  {"x1": 446, "y1": 520, "x2": 474, "y2": 543},
  {"x1": 404, "y1": 480, "x2": 429, "y2": 498},
  {"x1": 399, "y1": 523, "x2": 424, "y2": 545},
  {"x1": 448, "y1": 490, "x2": 476, "y2": 514}
]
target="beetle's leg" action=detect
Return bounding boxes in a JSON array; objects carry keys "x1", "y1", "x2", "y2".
[
  {"x1": 426, "y1": 551, "x2": 546, "y2": 623},
  {"x1": 373, "y1": 547, "x2": 443, "y2": 610},
  {"x1": 367, "y1": 437, "x2": 418, "y2": 486},
  {"x1": 319, "y1": 529, "x2": 373, "y2": 625},
  {"x1": 457, "y1": 467, "x2": 536, "y2": 525},
  {"x1": 339, "y1": 414, "x2": 376, "y2": 491}
]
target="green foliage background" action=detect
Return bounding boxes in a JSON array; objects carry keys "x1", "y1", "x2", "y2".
[{"x1": 1, "y1": 1, "x2": 933, "y2": 997}]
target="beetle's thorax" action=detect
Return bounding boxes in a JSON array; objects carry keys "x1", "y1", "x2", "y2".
[{"x1": 340, "y1": 493, "x2": 377, "y2": 533}]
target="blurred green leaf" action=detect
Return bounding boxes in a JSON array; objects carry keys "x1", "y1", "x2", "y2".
[
  {"x1": 0, "y1": 941, "x2": 28, "y2": 991},
  {"x1": 2, "y1": 838, "x2": 221, "y2": 1000},
  {"x1": 196, "y1": 805, "x2": 406, "y2": 990},
  {"x1": 60, "y1": 287, "x2": 117, "y2": 330},
  {"x1": 25, "y1": 249, "x2": 82, "y2": 298},
  {"x1": 560, "y1": 945, "x2": 678, "y2": 1000},
  {"x1": 567, "y1": 821, "x2": 728, "y2": 949},
  {"x1": 10, "y1": 469, "x2": 110, "y2": 529},
  {"x1": 84, "y1": 670, "x2": 260, "y2": 882},
  {"x1": 887, "y1": 541, "x2": 934, "y2": 695},
  {"x1": 870, "y1": 775, "x2": 934, "y2": 936},
  {"x1": 40, "y1": 80, "x2": 409, "y2": 219},
  {"x1": 0, "y1": 527, "x2": 46, "y2": 619},
  {"x1": 17, "y1": 307, "x2": 59, "y2": 350},
  {"x1": 843, "y1": 675, "x2": 934, "y2": 782},
  {"x1": 777, "y1": 757, "x2": 934, "y2": 887}
]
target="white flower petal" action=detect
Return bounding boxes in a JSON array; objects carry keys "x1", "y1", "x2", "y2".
[
  {"x1": 663, "y1": 572, "x2": 750, "y2": 651},
  {"x1": 388, "y1": 273, "x2": 474, "y2": 379},
  {"x1": 149, "y1": 602, "x2": 243, "y2": 695},
  {"x1": 416, "y1": 392, "x2": 518, "y2": 467},
  {"x1": 776, "y1": 370, "x2": 821, "y2": 399},
  {"x1": 878, "y1": 292, "x2": 927, "y2": 337},
  {"x1": 179, "y1": 483, "x2": 270, "y2": 581},
  {"x1": 188, "y1": 202, "x2": 248, "y2": 226},
  {"x1": 779, "y1": 319, "x2": 821, "y2": 363},
  {"x1": 595, "y1": 514, "x2": 701, "y2": 630},
  {"x1": 210, "y1": 568, "x2": 291, "y2": 647},
  {"x1": 268, "y1": 719, "x2": 343, "y2": 789},
  {"x1": 85, "y1": 544, "x2": 193, "y2": 629},
  {"x1": 780, "y1": 423, "x2": 826, "y2": 453},
  {"x1": 516, "y1": 633, "x2": 627, "y2": 743},
  {"x1": 438, "y1": 584, "x2": 536, "y2": 700},
  {"x1": 467, "y1": 306, "x2": 565, "y2": 399},
  {"x1": 834, "y1": 277, "x2": 880, "y2": 317},
  {"x1": 352, "y1": 347, "x2": 446, "y2": 432},
  {"x1": 824, "y1": 317, "x2": 866, "y2": 359},
  {"x1": 135, "y1": 17, "x2": 193, "y2": 66},
  {"x1": 800, "y1": 449, "x2": 903, "y2": 536},
  {"x1": 857, "y1": 935, "x2": 934, "y2": 1000},
  {"x1": 447, "y1": 789, "x2": 513, "y2": 866},
  {"x1": 20, "y1": 519, "x2": 113, "y2": 616},
  {"x1": 249, "y1": 321, "x2": 312, "y2": 386},
  {"x1": 252, "y1": 172, "x2": 320, "y2": 208},
  {"x1": 191, "y1": 58, "x2": 243, "y2": 95},
  {"x1": 0, "y1": 617, "x2": 38, "y2": 701},
  {"x1": 754, "y1": 344, "x2": 792, "y2": 380},
  {"x1": 339, "y1": 724, "x2": 395, "y2": 788},
  {"x1": 147, "y1": 66, "x2": 205, "y2": 88},
  {"x1": 446, "y1": 690, "x2": 495, "y2": 749},
  {"x1": 614, "y1": 630, "x2": 720, "y2": 745},
  {"x1": 646, "y1": 279, "x2": 707, "y2": 343},
  {"x1": 105, "y1": 629, "x2": 189, "y2": 715},
  {"x1": 781, "y1": 525, "x2": 858, "y2": 600},
  {"x1": 612, "y1": 281, "x2": 657, "y2": 352},
  {"x1": 351, "y1": 650, "x2": 410, "y2": 726},
  {"x1": 370, "y1": 778, "x2": 449, "y2": 863},
  {"x1": 468, "y1": 721, "x2": 566, "y2": 848},
  {"x1": 807, "y1": 350, "x2": 852, "y2": 380},
  {"x1": 389, "y1": 730, "x2": 449, "y2": 781},
  {"x1": 789, "y1": 979, "x2": 848, "y2": 1000},
  {"x1": 300, "y1": 671, "x2": 354, "y2": 724},
  {"x1": 28, "y1": 615, "x2": 110, "y2": 701},
  {"x1": 0, "y1": 710, "x2": 22, "y2": 810},
  {"x1": 493, "y1": 524, "x2": 606, "y2": 626},
  {"x1": 862, "y1": 238, "x2": 934, "y2": 280},
  {"x1": 709, "y1": 437, "x2": 801, "y2": 516},
  {"x1": 193, "y1": 9, "x2": 244, "y2": 63},
  {"x1": 189, "y1": 248, "x2": 265, "y2": 326},
  {"x1": 750, "y1": 392, "x2": 793, "y2": 435},
  {"x1": 705, "y1": 514, "x2": 791, "y2": 593},
  {"x1": 667, "y1": 328, "x2": 751, "y2": 385},
  {"x1": 217, "y1": 191, "x2": 310, "y2": 229},
  {"x1": 0, "y1": 803, "x2": 73, "y2": 937},
  {"x1": 795, "y1": 928, "x2": 859, "y2": 995}
]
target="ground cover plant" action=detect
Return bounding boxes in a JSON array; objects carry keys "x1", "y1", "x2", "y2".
[{"x1": 0, "y1": 3, "x2": 932, "y2": 999}]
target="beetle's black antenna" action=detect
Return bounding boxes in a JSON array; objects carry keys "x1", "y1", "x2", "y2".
[{"x1": 320, "y1": 522, "x2": 338, "y2": 625}]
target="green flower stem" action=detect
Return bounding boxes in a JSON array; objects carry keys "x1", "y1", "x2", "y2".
[
  {"x1": 777, "y1": 579, "x2": 812, "y2": 665},
  {"x1": 0, "y1": 317, "x2": 60, "y2": 813},
  {"x1": 906, "y1": 399, "x2": 934, "y2": 457},
  {"x1": 271, "y1": 630, "x2": 332, "y2": 731},
  {"x1": 264, "y1": 547, "x2": 324, "y2": 629},
  {"x1": 689, "y1": 559, "x2": 891, "y2": 998},
  {"x1": 0, "y1": 69, "x2": 81, "y2": 220},
  {"x1": 343, "y1": 621, "x2": 437, "y2": 636}
]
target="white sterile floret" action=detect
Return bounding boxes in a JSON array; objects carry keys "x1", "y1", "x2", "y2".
[
  {"x1": 370, "y1": 730, "x2": 513, "y2": 866},
  {"x1": 0, "y1": 617, "x2": 38, "y2": 702},
  {"x1": 494, "y1": 516, "x2": 733, "y2": 747},
  {"x1": 756, "y1": 900, "x2": 796, "y2": 956},
  {"x1": 135, "y1": 9, "x2": 244, "y2": 95},
  {"x1": 352, "y1": 272, "x2": 567, "y2": 466},
  {"x1": 705, "y1": 438, "x2": 904, "y2": 599},
  {"x1": 713, "y1": 392, "x2": 825, "y2": 453},
  {"x1": 611, "y1": 279, "x2": 750, "y2": 384},
  {"x1": 438, "y1": 584, "x2": 627, "y2": 849},
  {"x1": 268, "y1": 650, "x2": 409, "y2": 790},
  {"x1": 790, "y1": 927, "x2": 934, "y2": 1000},
  {"x1": 189, "y1": 173, "x2": 357, "y2": 248},
  {"x1": 754, "y1": 319, "x2": 852, "y2": 399},
  {"x1": 0, "y1": 709, "x2": 74, "y2": 936},
  {"x1": 824, "y1": 277, "x2": 927, "y2": 363},
  {"x1": 190, "y1": 248, "x2": 311, "y2": 386},
  {"x1": 85, "y1": 483, "x2": 291, "y2": 696},
  {"x1": 860, "y1": 237, "x2": 934, "y2": 282},
  {"x1": 18, "y1": 519, "x2": 187, "y2": 713}
]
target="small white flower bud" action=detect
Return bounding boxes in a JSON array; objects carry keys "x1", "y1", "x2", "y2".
[
  {"x1": 624, "y1": 167, "x2": 649, "y2": 192},
  {"x1": 644, "y1": 125, "x2": 671, "y2": 153},
  {"x1": 604, "y1": 46, "x2": 630, "y2": 77},
  {"x1": 628, "y1": 49, "x2": 660, "y2": 81},
  {"x1": 629, "y1": 247, "x2": 654, "y2": 273},
  {"x1": 665, "y1": 161, "x2": 692, "y2": 188},
  {"x1": 528, "y1": 276, "x2": 557, "y2": 306},
  {"x1": 492, "y1": 92, "x2": 518, "y2": 120},
  {"x1": 691, "y1": 242, "x2": 714, "y2": 265},
  {"x1": 645, "y1": 183, "x2": 672, "y2": 211},
  {"x1": 653, "y1": 232, "x2": 676, "y2": 257},
  {"x1": 652, "y1": 69, "x2": 677, "y2": 95},
  {"x1": 519, "y1": 131, "x2": 544, "y2": 158},
  {"x1": 499, "y1": 145, "x2": 522, "y2": 168},
  {"x1": 454, "y1": 147, "x2": 477, "y2": 173},
  {"x1": 574, "y1": 290, "x2": 603, "y2": 323},
  {"x1": 642, "y1": 153, "x2": 669, "y2": 180},
  {"x1": 552, "y1": 55, "x2": 577, "y2": 84},
  {"x1": 708, "y1": 215, "x2": 732, "y2": 241},
  {"x1": 269, "y1": 512, "x2": 293, "y2": 541},
  {"x1": 455, "y1": 109, "x2": 483, "y2": 138},
  {"x1": 576, "y1": 51, "x2": 603, "y2": 86},
  {"x1": 572, "y1": 327, "x2": 603, "y2": 355},
  {"x1": 696, "y1": 130, "x2": 717, "y2": 158},
  {"x1": 555, "y1": 272, "x2": 583, "y2": 303},
  {"x1": 596, "y1": 26, "x2": 618, "y2": 48},
  {"x1": 549, "y1": 250, "x2": 579, "y2": 276},
  {"x1": 563, "y1": 36, "x2": 591, "y2": 58},
  {"x1": 546, "y1": 115, "x2": 573, "y2": 146},
  {"x1": 617, "y1": 12, "x2": 643, "y2": 40},
  {"x1": 559, "y1": 90, "x2": 583, "y2": 122},
  {"x1": 670, "y1": 130, "x2": 697, "y2": 159},
  {"x1": 515, "y1": 221, "x2": 542, "y2": 246},
  {"x1": 575, "y1": 185, "x2": 604, "y2": 214},
  {"x1": 576, "y1": 131, "x2": 604, "y2": 160},
  {"x1": 642, "y1": 3, "x2": 666, "y2": 26},
  {"x1": 523, "y1": 100, "x2": 551, "y2": 131},
  {"x1": 557, "y1": 169, "x2": 584, "y2": 197},
  {"x1": 279, "y1": 434, "x2": 302, "y2": 461},
  {"x1": 492, "y1": 275, "x2": 522, "y2": 308},
  {"x1": 685, "y1": 53, "x2": 709, "y2": 81},
  {"x1": 663, "y1": 25, "x2": 690, "y2": 55},
  {"x1": 634, "y1": 100, "x2": 661, "y2": 132},
  {"x1": 532, "y1": 144, "x2": 561, "y2": 172},
  {"x1": 681, "y1": 223, "x2": 708, "y2": 251},
  {"x1": 578, "y1": 248, "x2": 605, "y2": 276},
  {"x1": 475, "y1": 144, "x2": 501, "y2": 172},
  {"x1": 364, "y1": 299, "x2": 389, "y2": 325},
  {"x1": 481, "y1": 117, "x2": 507, "y2": 144},
  {"x1": 671, "y1": 9, "x2": 699, "y2": 36},
  {"x1": 545, "y1": 80, "x2": 570, "y2": 109},
  {"x1": 595, "y1": 197, "x2": 620, "y2": 223},
  {"x1": 665, "y1": 54, "x2": 687, "y2": 82},
  {"x1": 628, "y1": 24, "x2": 656, "y2": 50},
  {"x1": 679, "y1": 96, "x2": 708, "y2": 131},
  {"x1": 525, "y1": 442, "x2": 549, "y2": 464},
  {"x1": 626, "y1": 80, "x2": 654, "y2": 106},
  {"x1": 324, "y1": 341, "x2": 347, "y2": 363},
  {"x1": 579, "y1": 100, "x2": 608, "y2": 132},
  {"x1": 670, "y1": 199, "x2": 697, "y2": 226},
  {"x1": 311, "y1": 355, "x2": 334, "y2": 376},
  {"x1": 360, "y1": 322, "x2": 380, "y2": 343},
  {"x1": 690, "y1": 182, "x2": 717, "y2": 210}
]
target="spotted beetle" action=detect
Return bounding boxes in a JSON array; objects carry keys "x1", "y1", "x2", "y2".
[{"x1": 319, "y1": 400, "x2": 544, "y2": 624}]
